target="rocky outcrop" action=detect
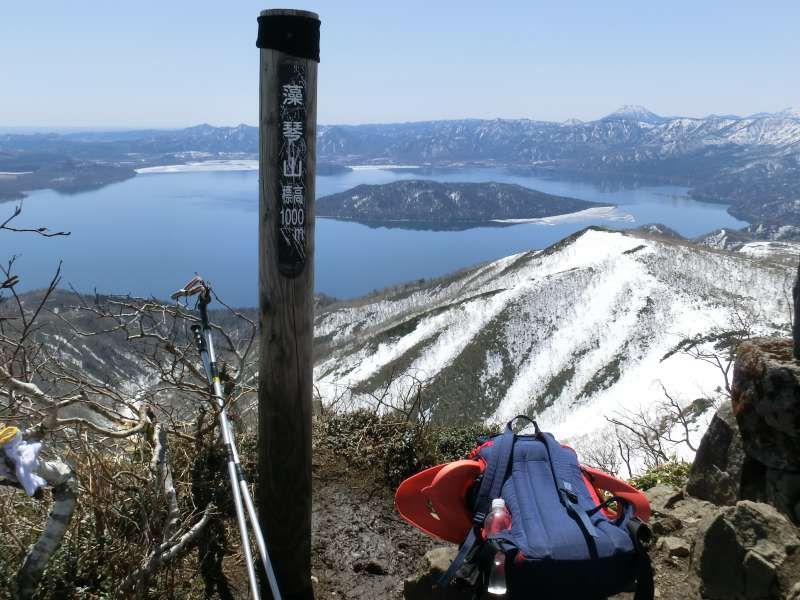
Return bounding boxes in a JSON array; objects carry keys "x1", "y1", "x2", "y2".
[
  {"x1": 686, "y1": 400, "x2": 745, "y2": 505},
  {"x1": 732, "y1": 339, "x2": 800, "y2": 524},
  {"x1": 681, "y1": 337, "x2": 800, "y2": 598},
  {"x1": 693, "y1": 501, "x2": 800, "y2": 600},
  {"x1": 688, "y1": 338, "x2": 800, "y2": 525},
  {"x1": 658, "y1": 535, "x2": 690, "y2": 557},
  {"x1": 733, "y1": 339, "x2": 800, "y2": 474},
  {"x1": 638, "y1": 487, "x2": 800, "y2": 600},
  {"x1": 647, "y1": 485, "x2": 718, "y2": 555}
]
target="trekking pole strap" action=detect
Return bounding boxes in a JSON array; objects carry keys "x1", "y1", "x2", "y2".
[
  {"x1": 633, "y1": 549, "x2": 655, "y2": 600},
  {"x1": 628, "y1": 515, "x2": 654, "y2": 600},
  {"x1": 197, "y1": 287, "x2": 211, "y2": 329},
  {"x1": 437, "y1": 528, "x2": 479, "y2": 589}
]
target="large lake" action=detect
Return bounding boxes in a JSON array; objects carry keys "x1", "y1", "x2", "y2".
[{"x1": 5, "y1": 168, "x2": 747, "y2": 306}]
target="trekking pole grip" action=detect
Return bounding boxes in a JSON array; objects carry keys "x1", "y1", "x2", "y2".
[{"x1": 190, "y1": 324, "x2": 205, "y2": 353}]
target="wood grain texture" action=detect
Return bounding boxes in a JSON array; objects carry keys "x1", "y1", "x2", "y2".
[{"x1": 257, "y1": 43, "x2": 317, "y2": 599}]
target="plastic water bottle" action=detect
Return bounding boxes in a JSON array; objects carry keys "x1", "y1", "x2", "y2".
[{"x1": 484, "y1": 498, "x2": 512, "y2": 596}]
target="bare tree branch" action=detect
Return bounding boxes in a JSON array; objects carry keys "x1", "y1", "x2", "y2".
[
  {"x1": 121, "y1": 505, "x2": 214, "y2": 596},
  {"x1": 1, "y1": 204, "x2": 70, "y2": 237},
  {"x1": 16, "y1": 460, "x2": 78, "y2": 600}
]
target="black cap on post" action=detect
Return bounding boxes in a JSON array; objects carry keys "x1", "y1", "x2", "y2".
[{"x1": 257, "y1": 9, "x2": 320, "y2": 62}]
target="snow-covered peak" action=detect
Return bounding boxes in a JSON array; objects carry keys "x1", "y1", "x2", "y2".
[
  {"x1": 602, "y1": 105, "x2": 665, "y2": 124},
  {"x1": 704, "y1": 113, "x2": 742, "y2": 121},
  {"x1": 775, "y1": 107, "x2": 800, "y2": 120},
  {"x1": 748, "y1": 107, "x2": 800, "y2": 121}
]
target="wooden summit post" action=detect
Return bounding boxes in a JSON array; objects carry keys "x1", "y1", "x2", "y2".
[{"x1": 256, "y1": 9, "x2": 320, "y2": 600}]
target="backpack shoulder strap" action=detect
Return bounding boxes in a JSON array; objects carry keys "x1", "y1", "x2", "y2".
[
  {"x1": 472, "y1": 419, "x2": 517, "y2": 524},
  {"x1": 539, "y1": 431, "x2": 601, "y2": 539}
]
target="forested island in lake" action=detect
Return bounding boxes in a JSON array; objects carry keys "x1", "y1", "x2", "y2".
[{"x1": 315, "y1": 180, "x2": 613, "y2": 229}]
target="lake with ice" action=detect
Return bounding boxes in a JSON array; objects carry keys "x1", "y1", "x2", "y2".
[{"x1": 5, "y1": 166, "x2": 747, "y2": 305}]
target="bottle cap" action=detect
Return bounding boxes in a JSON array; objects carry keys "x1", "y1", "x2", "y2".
[{"x1": 491, "y1": 498, "x2": 506, "y2": 511}]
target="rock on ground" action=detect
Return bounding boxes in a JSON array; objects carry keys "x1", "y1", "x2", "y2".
[
  {"x1": 403, "y1": 547, "x2": 472, "y2": 600},
  {"x1": 693, "y1": 500, "x2": 800, "y2": 600}
]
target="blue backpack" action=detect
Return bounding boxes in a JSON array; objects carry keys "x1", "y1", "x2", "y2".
[{"x1": 439, "y1": 416, "x2": 654, "y2": 600}]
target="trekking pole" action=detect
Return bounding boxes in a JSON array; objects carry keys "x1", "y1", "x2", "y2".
[{"x1": 172, "y1": 276, "x2": 281, "y2": 600}]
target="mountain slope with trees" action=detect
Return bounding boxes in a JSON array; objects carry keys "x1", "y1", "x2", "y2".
[{"x1": 314, "y1": 227, "x2": 793, "y2": 461}]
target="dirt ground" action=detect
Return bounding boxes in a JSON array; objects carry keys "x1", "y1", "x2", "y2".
[
  {"x1": 610, "y1": 552, "x2": 700, "y2": 600},
  {"x1": 310, "y1": 455, "x2": 437, "y2": 600}
]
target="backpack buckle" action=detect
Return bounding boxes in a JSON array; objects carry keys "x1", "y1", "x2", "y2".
[
  {"x1": 561, "y1": 481, "x2": 579, "y2": 504},
  {"x1": 564, "y1": 489, "x2": 579, "y2": 504},
  {"x1": 473, "y1": 511, "x2": 487, "y2": 528},
  {"x1": 559, "y1": 487, "x2": 579, "y2": 505}
]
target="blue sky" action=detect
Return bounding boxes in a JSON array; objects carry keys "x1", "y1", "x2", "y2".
[{"x1": 1, "y1": 1, "x2": 798, "y2": 128}]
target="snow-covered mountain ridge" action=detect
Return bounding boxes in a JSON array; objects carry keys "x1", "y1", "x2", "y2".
[
  {"x1": 317, "y1": 105, "x2": 800, "y2": 162},
  {"x1": 314, "y1": 228, "x2": 793, "y2": 446}
]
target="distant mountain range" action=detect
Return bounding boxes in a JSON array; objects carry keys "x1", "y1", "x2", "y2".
[
  {"x1": 3, "y1": 106, "x2": 797, "y2": 164},
  {"x1": 2, "y1": 106, "x2": 799, "y2": 237},
  {"x1": 316, "y1": 180, "x2": 610, "y2": 229},
  {"x1": 316, "y1": 105, "x2": 800, "y2": 164},
  {"x1": 0, "y1": 123, "x2": 257, "y2": 160},
  {"x1": 316, "y1": 107, "x2": 800, "y2": 236}
]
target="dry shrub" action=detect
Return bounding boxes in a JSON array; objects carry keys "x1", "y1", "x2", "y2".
[
  {"x1": 0, "y1": 426, "x2": 253, "y2": 600},
  {"x1": 314, "y1": 409, "x2": 499, "y2": 487}
]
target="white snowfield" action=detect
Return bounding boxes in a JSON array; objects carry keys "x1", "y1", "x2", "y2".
[
  {"x1": 314, "y1": 229, "x2": 792, "y2": 460},
  {"x1": 738, "y1": 240, "x2": 800, "y2": 259},
  {"x1": 347, "y1": 164, "x2": 420, "y2": 170},
  {"x1": 135, "y1": 160, "x2": 258, "y2": 174},
  {"x1": 492, "y1": 205, "x2": 634, "y2": 225}
]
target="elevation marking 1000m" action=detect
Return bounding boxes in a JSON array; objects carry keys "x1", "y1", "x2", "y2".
[{"x1": 276, "y1": 61, "x2": 308, "y2": 277}]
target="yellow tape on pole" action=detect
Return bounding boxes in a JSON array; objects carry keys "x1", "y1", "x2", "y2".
[{"x1": 0, "y1": 424, "x2": 19, "y2": 446}]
